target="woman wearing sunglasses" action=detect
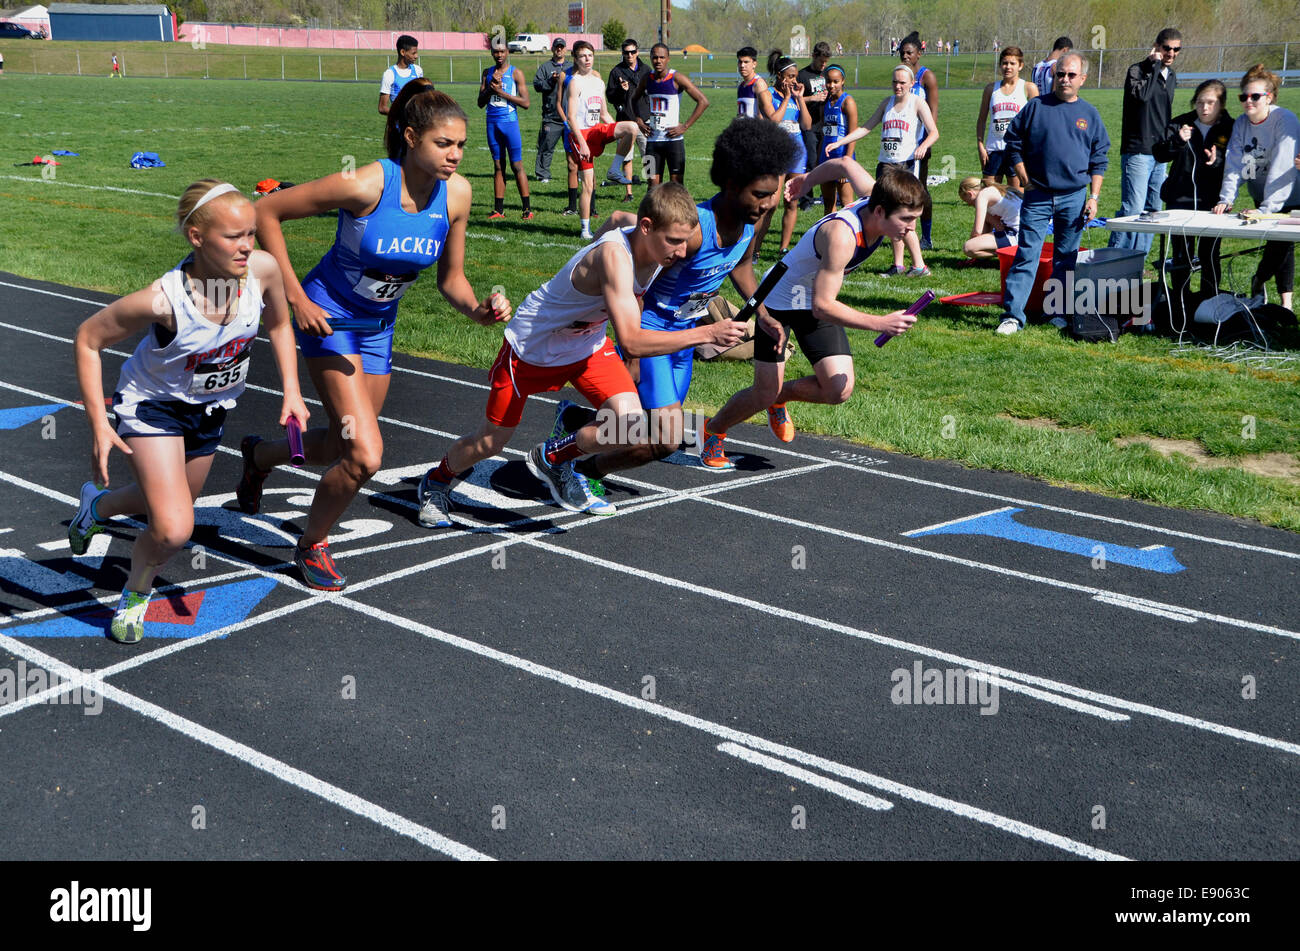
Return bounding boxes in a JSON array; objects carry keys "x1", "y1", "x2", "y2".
[{"x1": 1213, "y1": 64, "x2": 1300, "y2": 312}]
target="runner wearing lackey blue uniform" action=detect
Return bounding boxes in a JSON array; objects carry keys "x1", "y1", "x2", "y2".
[
  {"x1": 479, "y1": 43, "x2": 532, "y2": 219},
  {"x1": 557, "y1": 118, "x2": 797, "y2": 482},
  {"x1": 239, "y1": 83, "x2": 512, "y2": 591}
]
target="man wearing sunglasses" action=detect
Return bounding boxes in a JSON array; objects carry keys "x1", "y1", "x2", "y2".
[
  {"x1": 998, "y1": 52, "x2": 1110, "y2": 334},
  {"x1": 606, "y1": 39, "x2": 651, "y2": 188},
  {"x1": 1109, "y1": 28, "x2": 1182, "y2": 257}
]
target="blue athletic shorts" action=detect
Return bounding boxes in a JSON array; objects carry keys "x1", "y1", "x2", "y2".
[
  {"x1": 487, "y1": 118, "x2": 523, "y2": 162},
  {"x1": 294, "y1": 278, "x2": 395, "y2": 375},
  {"x1": 112, "y1": 393, "x2": 227, "y2": 458},
  {"x1": 636, "y1": 347, "x2": 694, "y2": 410},
  {"x1": 786, "y1": 136, "x2": 807, "y2": 176},
  {"x1": 982, "y1": 149, "x2": 1013, "y2": 179}
]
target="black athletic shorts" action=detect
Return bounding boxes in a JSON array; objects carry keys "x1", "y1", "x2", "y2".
[
  {"x1": 754, "y1": 308, "x2": 851, "y2": 365},
  {"x1": 646, "y1": 139, "x2": 686, "y2": 179}
]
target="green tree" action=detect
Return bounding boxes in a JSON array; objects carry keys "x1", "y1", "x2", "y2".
[{"x1": 603, "y1": 18, "x2": 628, "y2": 50}]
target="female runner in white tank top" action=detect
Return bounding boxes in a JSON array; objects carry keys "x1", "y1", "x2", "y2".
[
  {"x1": 833, "y1": 65, "x2": 937, "y2": 276},
  {"x1": 70, "y1": 181, "x2": 308, "y2": 643},
  {"x1": 975, "y1": 47, "x2": 1038, "y2": 188}
]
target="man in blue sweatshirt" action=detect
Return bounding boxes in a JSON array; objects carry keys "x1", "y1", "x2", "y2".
[{"x1": 998, "y1": 52, "x2": 1110, "y2": 334}]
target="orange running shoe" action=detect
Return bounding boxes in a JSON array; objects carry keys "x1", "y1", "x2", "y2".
[
  {"x1": 767, "y1": 403, "x2": 795, "y2": 443},
  {"x1": 699, "y1": 419, "x2": 735, "y2": 470}
]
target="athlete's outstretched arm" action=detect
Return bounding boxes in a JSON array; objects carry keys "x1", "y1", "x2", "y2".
[
  {"x1": 437, "y1": 175, "x2": 512, "y2": 326},
  {"x1": 786, "y1": 158, "x2": 874, "y2": 202},
  {"x1": 832, "y1": 96, "x2": 888, "y2": 155},
  {"x1": 596, "y1": 243, "x2": 744, "y2": 358},
  {"x1": 74, "y1": 286, "x2": 169, "y2": 485},
  {"x1": 809, "y1": 223, "x2": 914, "y2": 336},
  {"x1": 251, "y1": 250, "x2": 310, "y2": 432}
]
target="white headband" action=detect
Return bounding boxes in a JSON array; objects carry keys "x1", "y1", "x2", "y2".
[{"x1": 181, "y1": 183, "x2": 241, "y2": 229}]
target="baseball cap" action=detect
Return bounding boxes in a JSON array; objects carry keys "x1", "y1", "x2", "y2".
[{"x1": 553, "y1": 37, "x2": 566, "y2": 49}]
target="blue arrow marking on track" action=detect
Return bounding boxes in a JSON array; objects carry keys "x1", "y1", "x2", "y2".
[
  {"x1": 906, "y1": 507, "x2": 1187, "y2": 573},
  {"x1": 6, "y1": 576, "x2": 279, "y2": 638},
  {"x1": 0, "y1": 404, "x2": 67, "y2": 431}
]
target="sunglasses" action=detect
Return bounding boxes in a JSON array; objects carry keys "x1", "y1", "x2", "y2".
[
  {"x1": 1055, "y1": 71, "x2": 1080, "y2": 79},
  {"x1": 1238, "y1": 92, "x2": 1266, "y2": 102},
  {"x1": 1161, "y1": 44, "x2": 1181, "y2": 52},
  {"x1": 623, "y1": 49, "x2": 638, "y2": 55}
]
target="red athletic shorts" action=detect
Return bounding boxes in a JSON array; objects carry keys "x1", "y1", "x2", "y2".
[
  {"x1": 570, "y1": 123, "x2": 618, "y2": 171},
  {"x1": 485, "y1": 338, "x2": 636, "y2": 428}
]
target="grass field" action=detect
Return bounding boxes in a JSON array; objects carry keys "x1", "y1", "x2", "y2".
[{"x1": 2, "y1": 72, "x2": 1299, "y2": 530}]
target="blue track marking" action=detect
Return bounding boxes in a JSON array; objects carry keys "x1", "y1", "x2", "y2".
[
  {"x1": 7, "y1": 576, "x2": 279, "y2": 638},
  {"x1": 0, "y1": 403, "x2": 67, "y2": 430},
  {"x1": 905, "y1": 507, "x2": 1188, "y2": 573}
]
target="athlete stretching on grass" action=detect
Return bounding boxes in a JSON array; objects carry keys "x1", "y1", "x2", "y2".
[
  {"x1": 235, "y1": 81, "x2": 511, "y2": 590},
  {"x1": 699, "y1": 164, "x2": 924, "y2": 468},
  {"x1": 416, "y1": 184, "x2": 747, "y2": 526},
  {"x1": 69, "y1": 181, "x2": 308, "y2": 643},
  {"x1": 555, "y1": 118, "x2": 795, "y2": 480}
]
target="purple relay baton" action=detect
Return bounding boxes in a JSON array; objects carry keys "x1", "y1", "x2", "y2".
[
  {"x1": 875, "y1": 289, "x2": 936, "y2": 346},
  {"x1": 286, "y1": 416, "x2": 305, "y2": 467}
]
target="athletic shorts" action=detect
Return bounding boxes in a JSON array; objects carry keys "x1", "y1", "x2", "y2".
[
  {"x1": 645, "y1": 139, "x2": 686, "y2": 179},
  {"x1": 982, "y1": 149, "x2": 1013, "y2": 179},
  {"x1": 636, "y1": 346, "x2": 694, "y2": 410},
  {"x1": 569, "y1": 123, "x2": 618, "y2": 171},
  {"x1": 112, "y1": 393, "x2": 228, "y2": 458},
  {"x1": 994, "y1": 228, "x2": 1017, "y2": 249},
  {"x1": 754, "y1": 307, "x2": 851, "y2": 365},
  {"x1": 485, "y1": 339, "x2": 637, "y2": 428},
  {"x1": 786, "y1": 136, "x2": 807, "y2": 176},
  {"x1": 875, "y1": 158, "x2": 921, "y2": 182},
  {"x1": 294, "y1": 278, "x2": 396, "y2": 375},
  {"x1": 486, "y1": 117, "x2": 524, "y2": 162}
]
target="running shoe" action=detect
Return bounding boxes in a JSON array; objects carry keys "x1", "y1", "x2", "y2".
[
  {"x1": 767, "y1": 403, "x2": 795, "y2": 443},
  {"x1": 605, "y1": 168, "x2": 632, "y2": 185},
  {"x1": 417, "y1": 468, "x2": 455, "y2": 529},
  {"x1": 996, "y1": 317, "x2": 1022, "y2": 335},
  {"x1": 561, "y1": 208, "x2": 578, "y2": 217},
  {"x1": 881, "y1": 265, "x2": 906, "y2": 277},
  {"x1": 68, "y1": 480, "x2": 108, "y2": 555},
  {"x1": 295, "y1": 540, "x2": 346, "y2": 591},
  {"x1": 110, "y1": 589, "x2": 149, "y2": 644},
  {"x1": 919, "y1": 236, "x2": 934, "y2": 251},
  {"x1": 488, "y1": 211, "x2": 506, "y2": 220},
  {"x1": 905, "y1": 265, "x2": 931, "y2": 277},
  {"x1": 580, "y1": 229, "x2": 594, "y2": 241},
  {"x1": 234, "y1": 435, "x2": 270, "y2": 515},
  {"x1": 622, "y1": 193, "x2": 634, "y2": 202},
  {"x1": 525, "y1": 446, "x2": 615, "y2": 514},
  {"x1": 699, "y1": 420, "x2": 735, "y2": 470},
  {"x1": 521, "y1": 210, "x2": 535, "y2": 220},
  {"x1": 536, "y1": 177, "x2": 551, "y2": 183}
]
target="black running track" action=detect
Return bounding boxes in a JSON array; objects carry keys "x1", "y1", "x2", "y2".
[{"x1": 1, "y1": 270, "x2": 1297, "y2": 879}]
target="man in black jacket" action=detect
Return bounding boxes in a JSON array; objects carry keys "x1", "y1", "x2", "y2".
[
  {"x1": 605, "y1": 38, "x2": 650, "y2": 187},
  {"x1": 533, "y1": 37, "x2": 569, "y2": 182},
  {"x1": 1108, "y1": 28, "x2": 1181, "y2": 257}
]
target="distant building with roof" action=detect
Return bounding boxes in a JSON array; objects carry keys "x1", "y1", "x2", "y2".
[{"x1": 48, "y1": 3, "x2": 175, "y2": 41}]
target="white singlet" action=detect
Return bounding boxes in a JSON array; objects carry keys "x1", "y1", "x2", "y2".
[
  {"x1": 985, "y1": 79, "x2": 1027, "y2": 152},
  {"x1": 504, "y1": 228, "x2": 663, "y2": 367},
  {"x1": 877, "y1": 96, "x2": 920, "y2": 164},
  {"x1": 114, "y1": 255, "x2": 263, "y2": 406},
  {"x1": 763, "y1": 199, "x2": 883, "y2": 312}
]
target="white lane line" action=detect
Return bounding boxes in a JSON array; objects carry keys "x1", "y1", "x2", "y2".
[
  {"x1": 979, "y1": 674, "x2": 1129, "y2": 721},
  {"x1": 902, "y1": 507, "x2": 1017, "y2": 537},
  {"x1": 5, "y1": 304, "x2": 1297, "y2": 562},
  {"x1": 696, "y1": 494, "x2": 1300, "y2": 642},
  {"x1": 0, "y1": 176, "x2": 179, "y2": 201},
  {"x1": 0, "y1": 631, "x2": 492, "y2": 861},
  {"x1": 333, "y1": 596, "x2": 1126, "y2": 860},
  {"x1": 513, "y1": 532, "x2": 1300, "y2": 757},
  {"x1": 1092, "y1": 594, "x2": 1199, "y2": 623},
  {"x1": 715, "y1": 743, "x2": 893, "y2": 811}
]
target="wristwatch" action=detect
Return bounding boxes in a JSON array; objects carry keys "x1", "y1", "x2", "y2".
[{"x1": 1088, "y1": 193, "x2": 1100, "y2": 201}]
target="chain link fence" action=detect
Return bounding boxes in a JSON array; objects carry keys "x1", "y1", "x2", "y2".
[{"x1": 1, "y1": 41, "x2": 1294, "y2": 89}]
